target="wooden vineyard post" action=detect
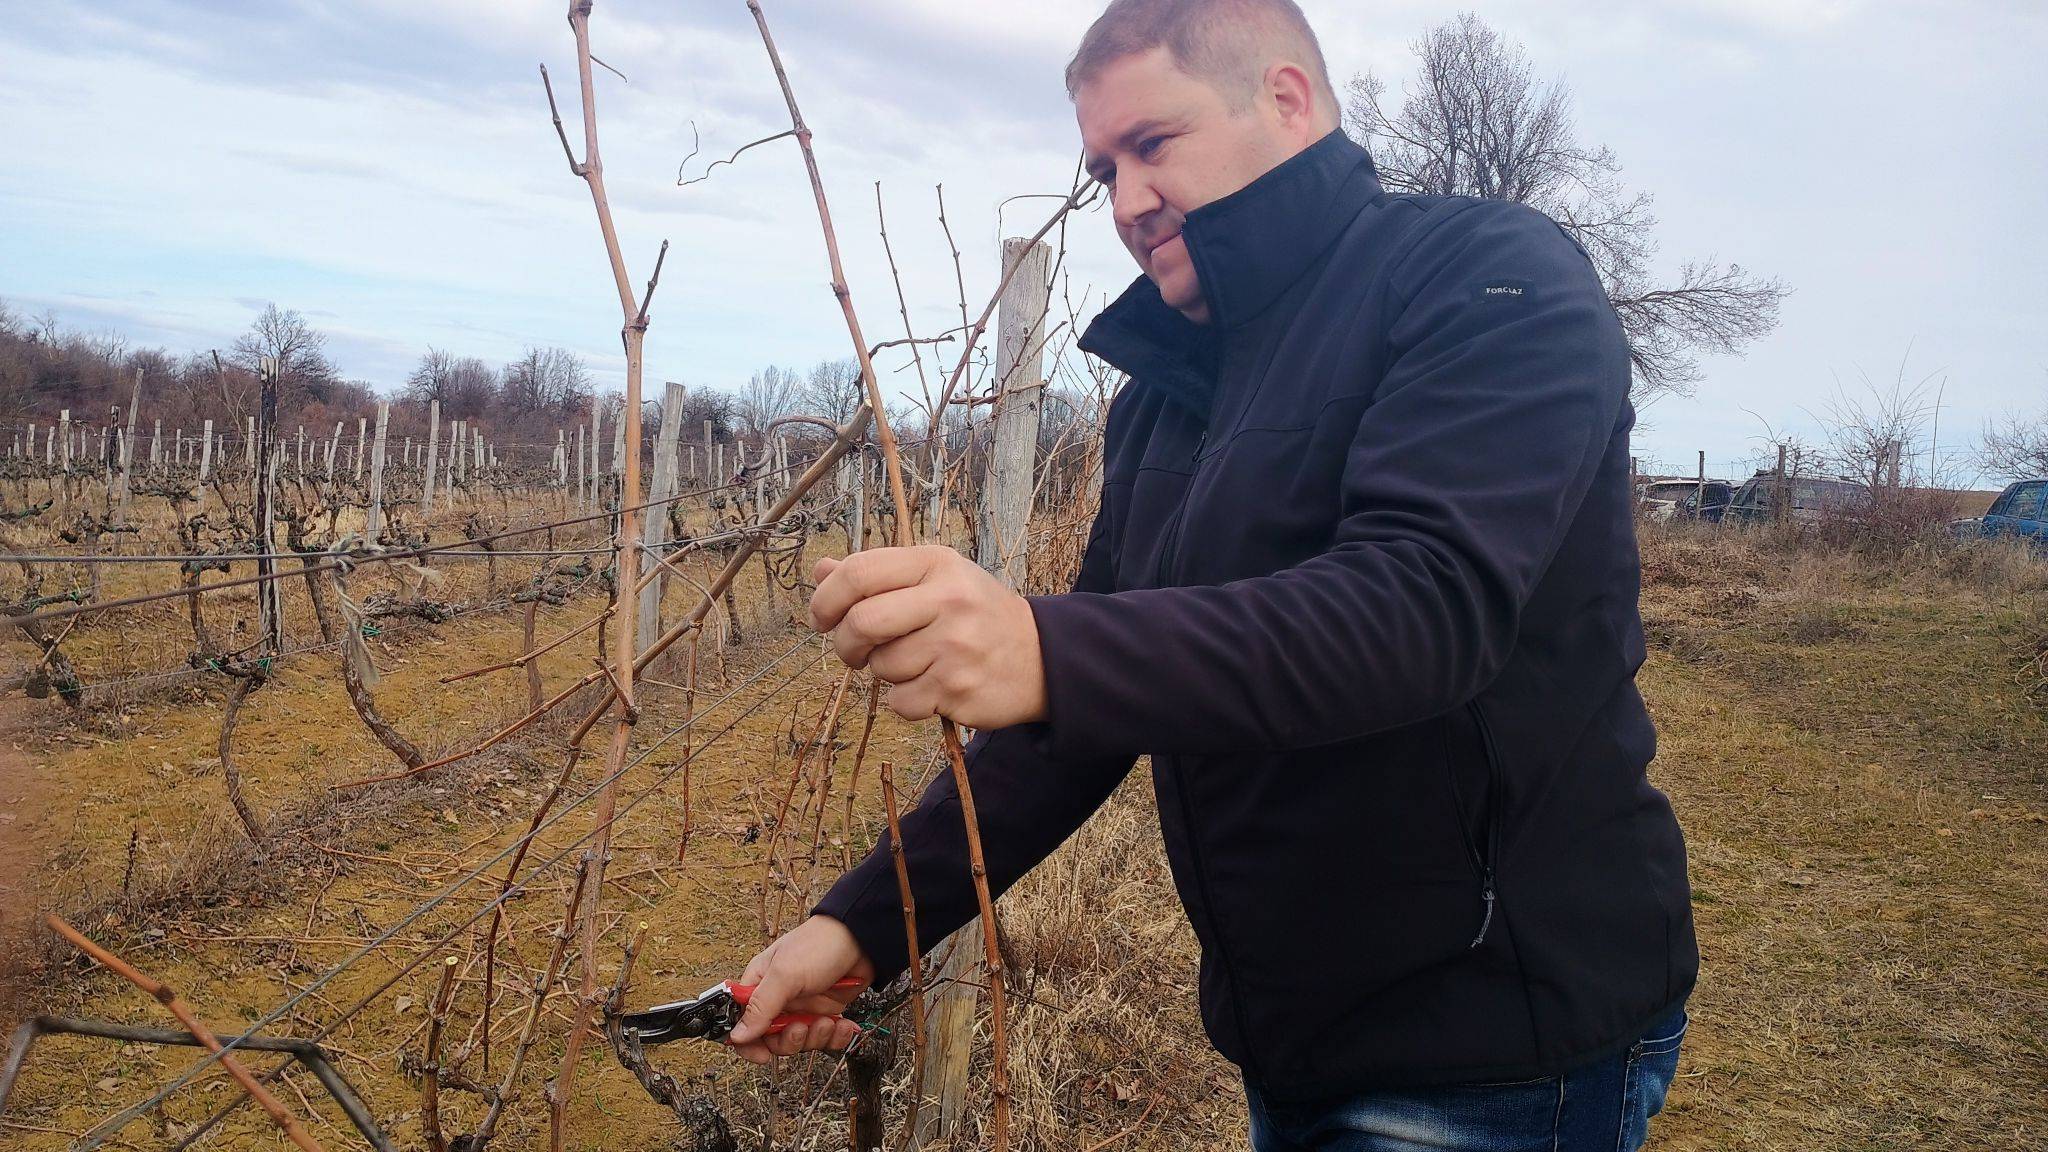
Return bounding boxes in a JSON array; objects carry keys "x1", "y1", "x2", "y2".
[
  {"x1": 254, "y1": 358, "x2": 285, "y2": 654},
  {"x1": 975, "y1": 237, "x2": 1051, "y2": 585},
  {"x1": 917, "y1": 236, "x2": 1050, "y2": 1147},
  {"x1": 353, "y1": 416, "x2": 367, "y2": 481},
  {"x1": 588, "y1": 398, "x2": 603, "y2": 510},
  {"x1": 115, "y1": 367, "x2": 143, "y2": 525},
  {"x1": 702, "y1": 419, "x2": 713, "y2": 485},
  {"x1": 198, "y1": 417, "x2": 213, "y2": 482},
  {"x1": 609, "y1": 404, "x2": 625, "y2": 485},
  {"x1": 444, "y1": 421, "x2": 459, "y2": 507},
  {"x1": 574, "y1": 422, "x2": 587, "y2": 511},
  {"x1": 556, "y1": 428, "x2": 569, "y2": 501},
  {"x1": 57, "y1": 408, "x2": 71, "y2": 514},
  {"x1": 365, "y1": 401, "x2": 391, "y2": 541},
  {"x1": 421, "y1": 399, "x2": 440, "y2": 516},
  {"x1": 640, "y1": 382, "x2": 684, "y2": 655},
  {"x1": 845, "y1": 450, "x2": 865, "y2": 552},
  {"x1": 1773, "y1": 443, "x2": 1788, "y2": 526}
]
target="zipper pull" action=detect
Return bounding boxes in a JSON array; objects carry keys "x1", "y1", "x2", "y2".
[
  {"x1": 1191, "y1": 430, "x2": 1208, "y2": 463},
  {"x1": 1469, "y1": 869, "x2": 1496, "y2": 948}
]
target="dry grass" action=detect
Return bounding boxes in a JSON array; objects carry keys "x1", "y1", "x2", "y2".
[
  {"x1": 2, "y1": 513, "x2": 2042, "y2": 1151},
  {"x1": 1635, "y1": 521, "x2": 2046, "y2": 1150}
]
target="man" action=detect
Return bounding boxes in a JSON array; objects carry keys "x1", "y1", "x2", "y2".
[{"x1": 728, "y1": 1, "x2": 1697, "y2": 1147}]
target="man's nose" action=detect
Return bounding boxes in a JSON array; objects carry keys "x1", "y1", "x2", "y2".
[{"x1": 1112, "y1": 173, "x2": 1162, "y2": 231}]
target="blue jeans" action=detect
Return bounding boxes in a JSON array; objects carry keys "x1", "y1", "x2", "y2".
[{"x1": 1247, "y1": 1005, "x2": 1688, "y2": 1151}]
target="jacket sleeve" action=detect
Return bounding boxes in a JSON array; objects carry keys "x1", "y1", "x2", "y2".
[
  {"x1": 1029, "y1": 201, "x2": 1632, "y2": 759},
  {"x1": 813, "y1": 445, "x2": 1137, "y2": 984}
]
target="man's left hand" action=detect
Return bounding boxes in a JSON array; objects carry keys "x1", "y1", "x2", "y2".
[{"x1": 808, "y1": 545, "x2": 1047, "y2": 729}]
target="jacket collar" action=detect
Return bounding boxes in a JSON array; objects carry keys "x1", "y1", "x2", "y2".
[{"x1": 1079, "y1": 130, "x2": 1383, "y2": 408}]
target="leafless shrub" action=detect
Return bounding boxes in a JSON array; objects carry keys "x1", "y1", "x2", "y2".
[{"x1": 1979, "y1": 396, "x2": 2048, "y2": 481}]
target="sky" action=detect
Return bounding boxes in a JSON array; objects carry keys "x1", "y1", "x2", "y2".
[{"x1": 2, "y1": 0, "x2": 2043, "y2": 483}]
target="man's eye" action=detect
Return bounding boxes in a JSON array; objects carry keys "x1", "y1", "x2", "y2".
[{"x1": 1136, "y1": 136, "x2": 1168, "y2": 160}]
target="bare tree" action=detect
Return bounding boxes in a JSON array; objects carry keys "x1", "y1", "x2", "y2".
[
  {"x1": 799, "y1": 356, "x2": 863, "y2": 427},
  {"x1": 738, "y1": 364, "x2": 802, "y2": 437},
  {"x1": 501, "y1": 345, "x2": 593, "y2": 416},
  {"x1": 1815, "y1": 354, "x2": 1947, "y2": 490},
  {"x1": 681, "y1": 386, "x2": 739, "y2": 442},
  {"x1": 230, "y1": 303, "x2": 339, "y2": 409},
  {"x1": 403, "y1": 348, "x2": 497, "y2": 418},
  {"x1": 1345, "y1": 13, "x2": 1787, "y2": 405},
  {"x1": 1981, "y1": 392, "x2": 2048, "y2": 481}
]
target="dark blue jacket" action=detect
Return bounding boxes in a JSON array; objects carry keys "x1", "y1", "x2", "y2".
[{"x1": 818, "y1": 130, "x2": 1697, "y2": 1102}]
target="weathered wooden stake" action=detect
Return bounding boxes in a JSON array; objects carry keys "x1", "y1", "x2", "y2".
[
  {"x1": 115, "y1": 368, "x2": 143, "y2": 524},
  {"x1": 975, "y1": 236, "x2": 1052, "y2": 585},
  {"x1": 254, "y1": 358, "x2": 285, "y2": 652},
  {"x1": 639, "y1": 382, "x2": 684, "y2": 653},
  {"x1": 365, "y1": 401, "x2": 391, "y2": 540},
  {"x1": 421, "y1": 400, "x2": 440, "y2": 516}
]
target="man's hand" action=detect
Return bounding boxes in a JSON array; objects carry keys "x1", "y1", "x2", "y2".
[
  {"x1": 808, "y1": 545, "x2": 1048, "y2": 729},
  {"x1": 727, "y1": 916, "x2": 876, "y2": 1064}
]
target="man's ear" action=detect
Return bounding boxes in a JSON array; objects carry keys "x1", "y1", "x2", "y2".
[{"x1": 1264, "y1": 61, "x2": 1322, "y2": 137}]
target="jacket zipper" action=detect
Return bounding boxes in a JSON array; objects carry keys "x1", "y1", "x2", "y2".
[
  {"x1": 1458, "y1": 700, "x2": 1508, "y2": 948},
  {"x1": 1154, "y1": 421, "x2": 1272, "y2": 1083},
  {"x1": 1155, "y1": 428, "x2": 1208, "y2": 584}
]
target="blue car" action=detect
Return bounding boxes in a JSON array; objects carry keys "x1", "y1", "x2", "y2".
[{"x1": 1953, "y1": 479, "x2": 2048, "y2": 551}]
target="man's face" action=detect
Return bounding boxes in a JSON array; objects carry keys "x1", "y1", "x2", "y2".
[{"x1": 1077, "y1": 48, "x2": 1298, "y2": 324}]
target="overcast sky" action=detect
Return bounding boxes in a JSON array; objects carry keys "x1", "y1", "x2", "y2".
[{"x1": 3, "y1": 0, "x2": 2042, "y2": 481}]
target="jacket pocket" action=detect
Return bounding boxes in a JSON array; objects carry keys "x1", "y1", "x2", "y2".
[{"x1": 1442, "y1": 703, "x2": 1507, "y2": 947}]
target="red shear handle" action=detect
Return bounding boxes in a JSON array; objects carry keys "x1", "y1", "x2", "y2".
[{"x1": 727, "y1": 978, "x2": 864, "y2": 1037}]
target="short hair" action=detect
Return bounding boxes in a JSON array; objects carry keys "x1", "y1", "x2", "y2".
[{"x1": 1065, "y1": 0, "x2": 1339, "y2": 115}]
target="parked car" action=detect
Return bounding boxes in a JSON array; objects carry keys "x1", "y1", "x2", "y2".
[
  {"x1": 1674, "y1": 480, "x2": 1735, "y2": 523},
  {"x1": 1637, "y1": 478, "x2": 1732, "y2": 521},
  {"x1": 1725, "y1": 474, "x2": 1870, "y2": 524},
  {"x1": 1949, "y1": 478, "x2": 2047, "y2": 551}
]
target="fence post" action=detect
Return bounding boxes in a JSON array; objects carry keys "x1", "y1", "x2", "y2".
[
  {"x1": 445, "y1": 420, "x2": 461, "y2": 506},
  {"x1": 253, "y1": 358, "x2": 285, "y2": 652},
  {"x1": 589, "y1": 398, "x2": 604, "y2": 510},
  {"x1": 198, "y1": 418, "x2": 213, "y2": 482},
  {"x1": 418, "y1": 400, "x2": 439, "y2": 516},
  {"x1": 1773, "y1": 444, "x2": 1788, "y2": 525},
  {"x1": 847, "y1": 449, "x2": 865, "y2": 553},
  {"x1": 365, "y1": 402, "x2": 391, "y2": 541},
  {"x1": 973, "y1": 237, "x2": 1052, "y2": 587},
  {"x1": 1694, "y1": 450, "x2": 1705, "y2": 520},
  {"x1": 116, "y1": 369, "x2": 143, "y2": 525},
  {"x1": 917, "y1": 235, "x2": 1051, "y2": 1150},
  {"x1": 639, "y1": 382, "x2": 685, "y2": 654}
]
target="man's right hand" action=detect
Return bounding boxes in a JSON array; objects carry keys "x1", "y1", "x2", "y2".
[{"x1": 726, "y1": 915, "x2": 875, "y2": 1065}]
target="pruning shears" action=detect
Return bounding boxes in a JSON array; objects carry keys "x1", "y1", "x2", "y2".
[{"x1": 619, "y1": 978, "x2": 864, "y2": 1045}]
